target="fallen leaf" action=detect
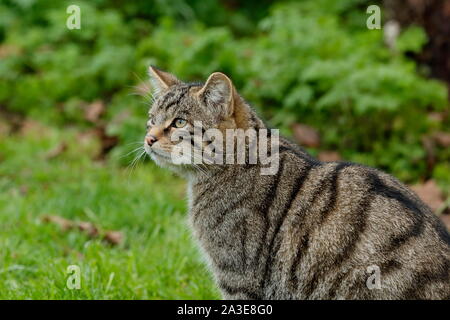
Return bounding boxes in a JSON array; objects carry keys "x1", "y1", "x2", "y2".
[
  {"x1": 19, "y1": 185, "x2": 28, "y2": 195},
  {"x1": 42, "y1": 215, "x2": 123, "y2": 246},
  {"x1": 19, "y1": 120, "x2": 50, "y2": 136},
  {"x1": 44, "y1": 142, "x2": 67, "y2": 160},
  {"x1": 0, "y1": 104, "x2": 24, "y2": 133},
  {"x1": 93, "y1": 125, "x2": 119, "y2": 160},
  {"x1": 77, "y1": 221, "x2": 99, "y2": 237},
  {"x1": 42, "y1": 215, "x2": 74, "y2": 231},
  {"x1": 427, "y1": 112, "x2": 446, "y2": 123},
  {"x1": 433, "y1": 131, "x2": 450, "y2": 148},
  {"x1": 318, "y1": 151, "x2": 341, "y2": 162},
  {"x1": 103, "y1": 230, "x2": 124, "y2": 245},
  {"x1": 291, "y1": 123, "x2": 320, "y2": 148},
  {"x1": 410, "y1": 180, "x2": 445, "y2": 212},
  {"x1": 0, "y1": 44, "x2": 21, "y2": 59},
  {"x1": 84, "y1": 100, "x2": 105, "y2": 123}
]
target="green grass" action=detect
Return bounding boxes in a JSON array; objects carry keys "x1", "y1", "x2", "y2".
[{"x1": 0, "y1": 123, "x2": 219, "y2": 299}]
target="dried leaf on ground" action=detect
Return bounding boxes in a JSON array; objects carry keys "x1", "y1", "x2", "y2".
[
  {"x1": 433, "y1": 131, "x2": 450, "y2": 148},
  {"x1": 44, "y1": 142, "x2": 67, "y2": 160},
  {"x1": 84, "y1": 100, "x2": 105, "y2": 123},
  {"x1": 93, "y1": 125, "x2": 119, "y2": 160},
  {"x1": 0, "y1": 44, "x2": 21, "y2": 58},
  {"x1": 41, "y1": 215, "x2": 123, "y2": 246},
  {"x1": 42, "y1": 215, "x2": 74, "y2": 231},
  {"x1": 410, "y1": 180, "x2": 445, "y2": 212},
  {"x1": 19, "y1": 120, "x2": 50, "y2": 136},
  {"x1": 19, "y1": 185, "x2": 28, "y2": 195},
  {"x1": 427, "y1": 112, "x2": 447, "y2": 123},
  {"x1": 76, "y1": 126, "x2": 119, "y2": 160},
  {"x1": 103, "y1": 230, "x2": 124, "y2": 245},
  {"x1": 291, "y1": 123, "x2": 320, "y2": 148},
  {"x1": 77, "y1": 221, "x2": 99, "y2": 237}
]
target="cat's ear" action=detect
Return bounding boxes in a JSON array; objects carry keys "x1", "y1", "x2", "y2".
[
  {"x1": 196, "y1": 72, "x2": 234, "y2": 117},
  {"x1": 148, "y1": 66, "x2": 180, "y2": 95}
]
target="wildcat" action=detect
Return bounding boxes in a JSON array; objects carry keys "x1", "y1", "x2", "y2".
[{"x1": 144, "y1": 66, "x2": 450, "y2": 299}]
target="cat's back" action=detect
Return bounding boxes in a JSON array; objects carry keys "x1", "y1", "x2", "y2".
[
  {"x1": 274, "y1": 140, "x2": 449, "y2": 299},
  {"x1": 283, "y1": 159, "x2": 449, "y2": 299},
  {"x1": 189, "y1": 137, "x2": 450, "y2": 299}
]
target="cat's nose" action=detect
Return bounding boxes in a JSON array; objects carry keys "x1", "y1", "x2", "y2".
[{"x1": 145, "y1": 135, "x2": 157, "y2": 146}]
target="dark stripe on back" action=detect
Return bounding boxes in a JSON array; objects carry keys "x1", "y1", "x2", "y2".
[
  {"x1": 381, "y1": 259, "x2": 403, "y2": 275},
  {"x1": 260, "y1": 161, "x2": 314, "y2": 292},
  {"x1": 369, "y1": 173, "x2": 422, "y2": 214},
  {"x1": 251, "y1": 155, "x2": 287, "y2": 270},
  {"x1": 241, "y1": 218, "x2": 248, "y2": 271},
  {"x1": 385, "y1": 216, "x2": 424, "y2": 252},
  {"x1": 211, "y1": 191, "x2": 251, "y2": 229},
  {"x1": 220, "y1": 283, "x2": 262, "y2": 300},
  {"x1": 317, "y1": 162, "x2": 353, "y2": 224},
  {"x1": 368, "y1": 173, "x2": 426, "y2": 252},
  {"x1": 326, "y1": 192, "x2": 374, "y2": 299},
  {"x1": 402, "y1": 258, "x2": 450, "y2": 299},
  {"x1": 257, "y1": 155, "x2": 286, "y2": 215},
  {"x1": 298, "y1": 163, "x2": 377, "y2": 298},
  {"x1": 433, "y1": 218, "x2": 450, "y2": 246}
]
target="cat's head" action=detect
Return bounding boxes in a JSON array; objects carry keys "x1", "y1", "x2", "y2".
[{"x1": 144, "y1": 66, "x2": 264, "y2": 174}]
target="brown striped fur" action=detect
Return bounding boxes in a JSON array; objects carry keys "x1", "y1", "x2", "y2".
[{"x1": 145, "y1": 67, "x2": 450, "y2": 299}]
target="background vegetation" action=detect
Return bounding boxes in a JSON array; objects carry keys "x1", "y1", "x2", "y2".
[{"x1": 0, "y1": 0, "x2": 449, "y2": 299}]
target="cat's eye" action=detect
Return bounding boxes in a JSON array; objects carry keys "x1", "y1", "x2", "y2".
[{"x1": 173, "y1": 118, "x2": 187, "y2": 128}]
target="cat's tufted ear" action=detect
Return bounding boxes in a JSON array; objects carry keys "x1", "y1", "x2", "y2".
[
  {"x1": 196, "y1": 72, "x2": 234, "y2": 118},
  {"x1": 148, "y1": 66, "x2": 180, "y2": 95}
]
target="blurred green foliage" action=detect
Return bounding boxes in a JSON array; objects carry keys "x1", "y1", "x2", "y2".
[{"x1": 0, "y1": 0, "x2": 449, "y2": 184}]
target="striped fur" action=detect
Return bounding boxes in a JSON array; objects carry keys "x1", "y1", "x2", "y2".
[{"x1": 146, "y1": 68, "x2": 450, "y2": 300}]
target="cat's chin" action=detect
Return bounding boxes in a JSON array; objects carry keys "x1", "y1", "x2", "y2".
[
  {"x1": 149, "y1": 153, "x2": 209, "y2": 180},
  {"x1": 147, "y1": 150, "x2": 184, "y2": 173},
  {"x1": 146, "y1": 146, "x2": 211, "y2": 179},
  {"x1": 148, "y1": 151, "x2": 172, "y2": 166}
]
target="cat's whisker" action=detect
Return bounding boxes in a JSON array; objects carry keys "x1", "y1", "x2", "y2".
[
  {"x1": 126, "y1": 149, "x2": 147, "y2": 178},
  {"x1": 120, "y1": 145, "x2": 145, "y2": 159},
  {"x1": 130, "y1": 72, "x2": 156, "y2": 104},
  {"x1": 123, "y1": 141, "x2": 145, "y2": 146}
]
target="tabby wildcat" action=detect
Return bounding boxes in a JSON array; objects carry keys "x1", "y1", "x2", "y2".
[{"x1": 144, "y1": 66, "x2": 450, "y2": 299}]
